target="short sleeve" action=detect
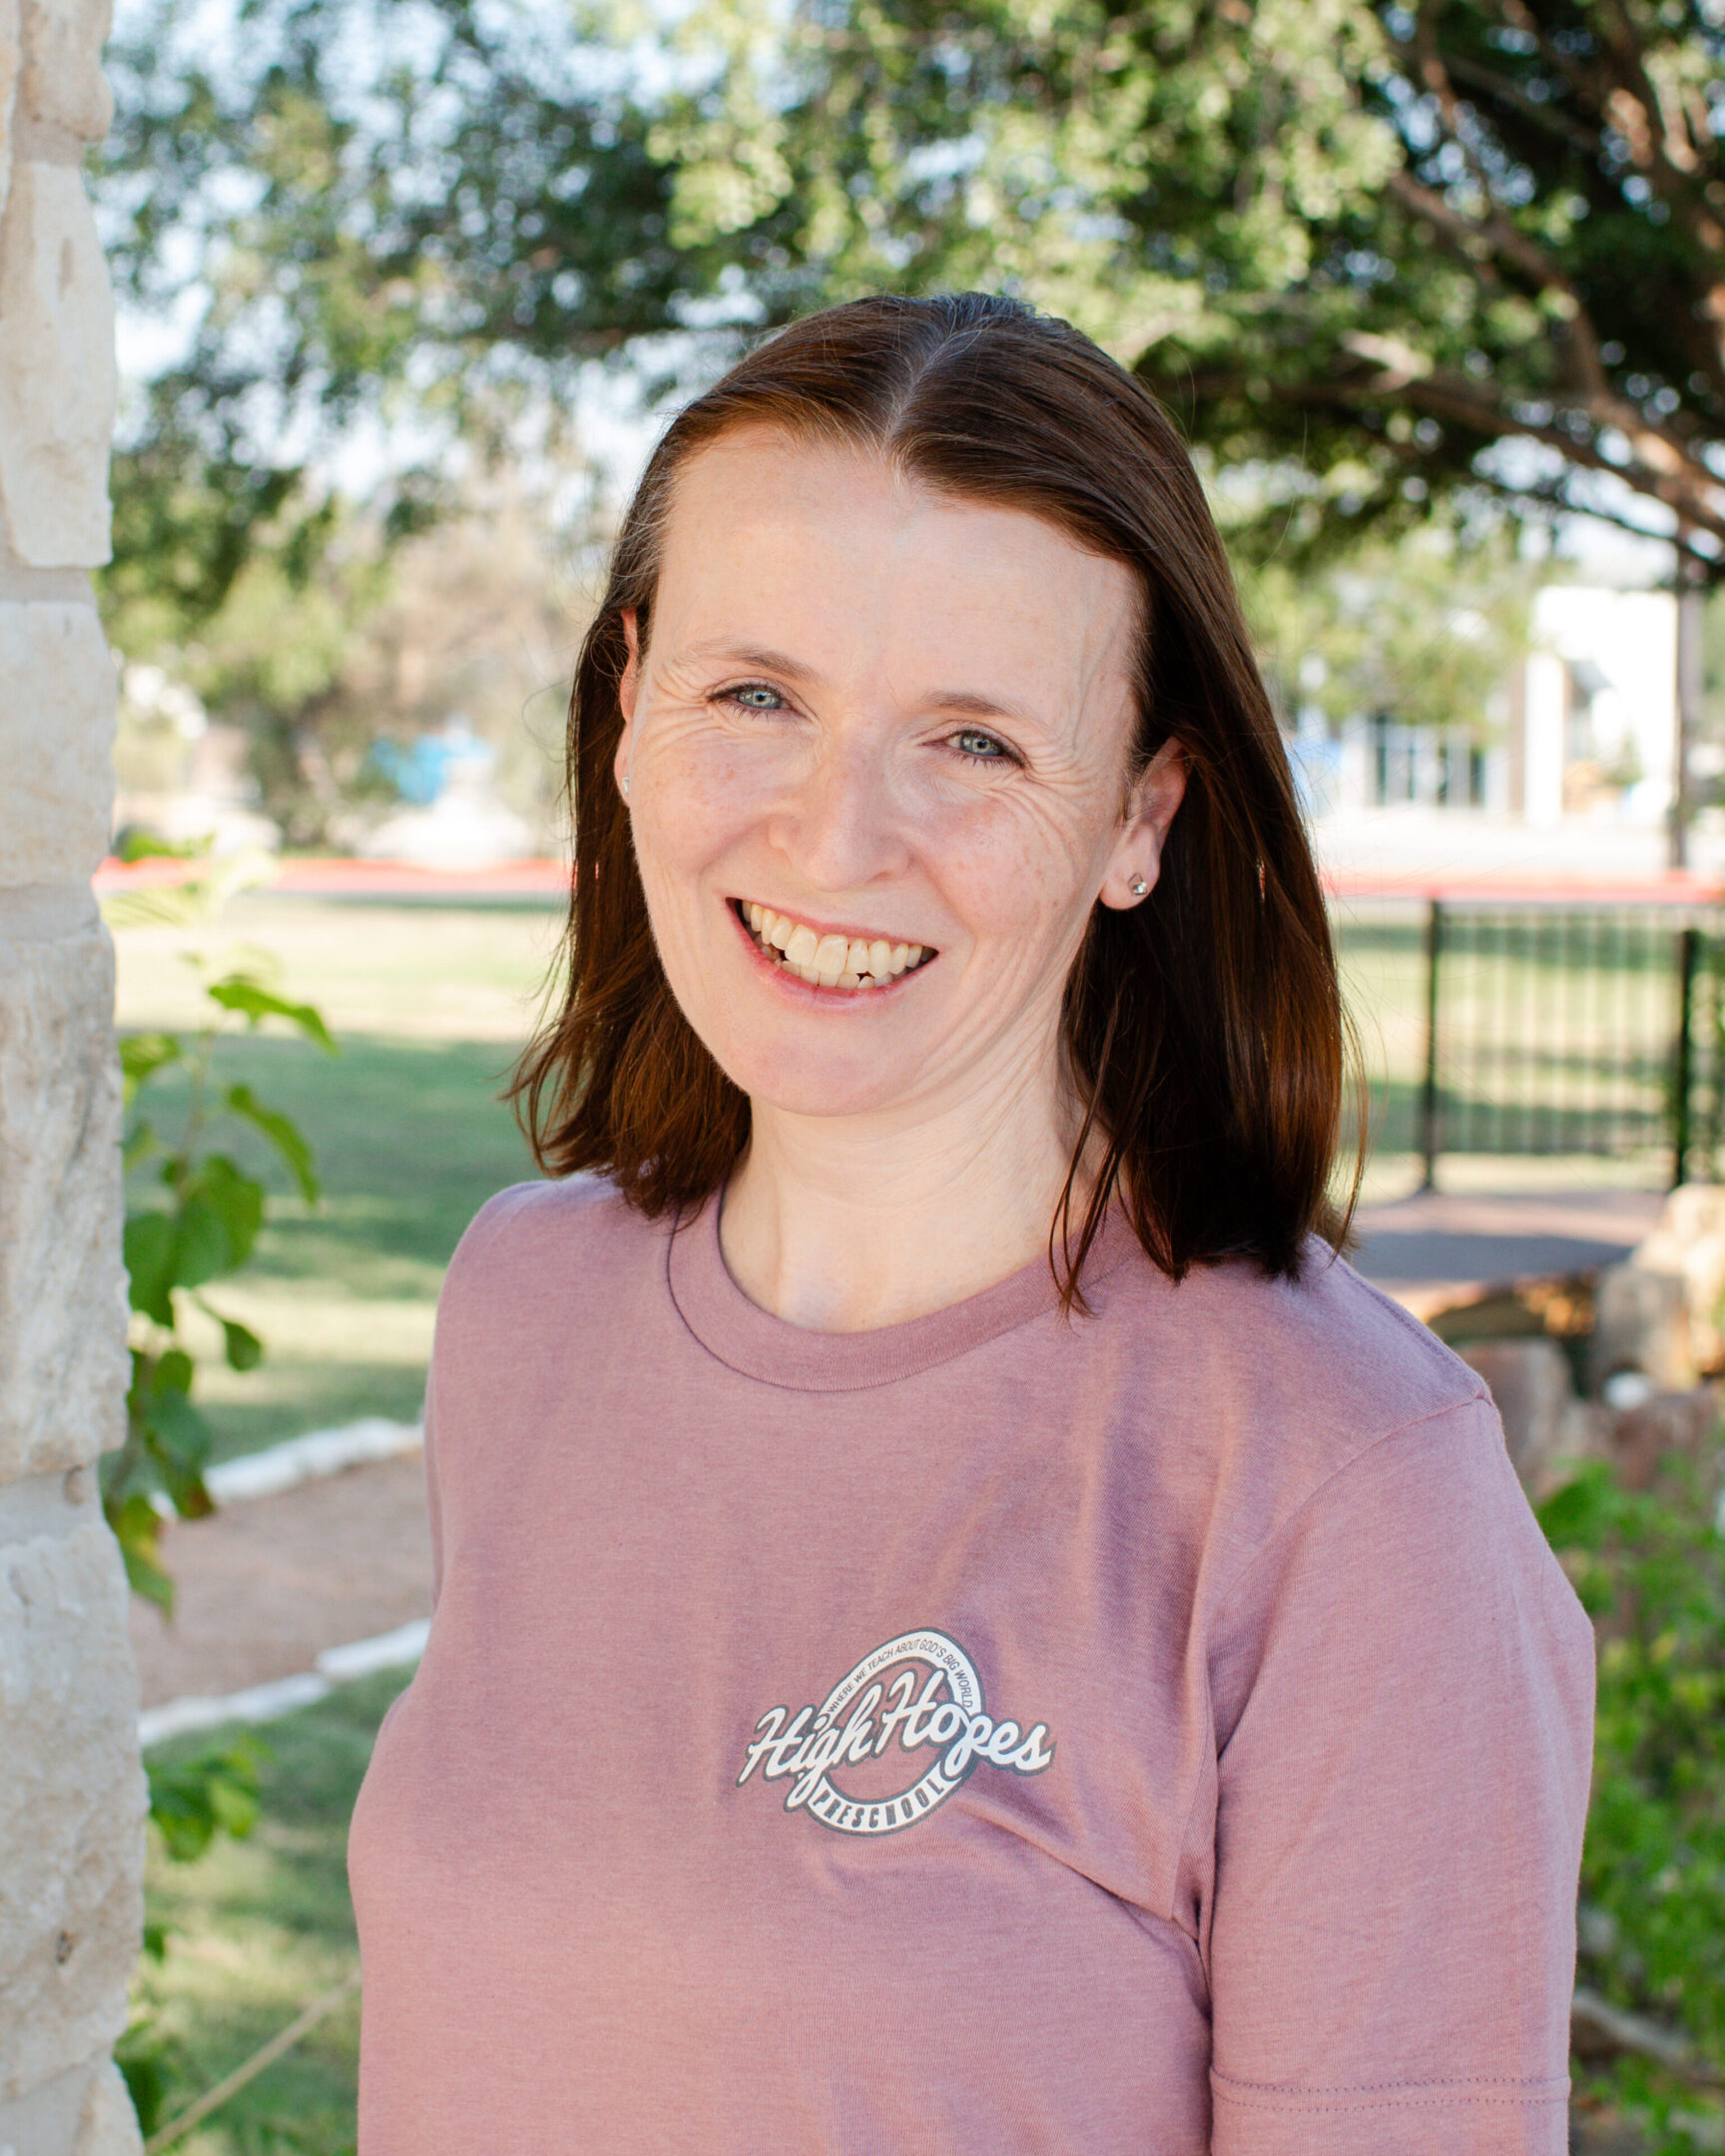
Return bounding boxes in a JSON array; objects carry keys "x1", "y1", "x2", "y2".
[
  {"x1": 421, "y1": 1365, "x2": 443, "y2": 1609},
  {"x1": 1205, "y1": 1396, "x2": 1595, "y2": 2156},
  {"x1": 419, "y1": 1178, "x2": 545, "y2": 1614}
]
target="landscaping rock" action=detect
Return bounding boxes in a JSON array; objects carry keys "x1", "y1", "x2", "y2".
[
  {"x1": 1589, "y1": 1262, "x2": 1696, "y2": 1396},
  {"x1": 1631, "y1": 1183, "x2": 1725, "y2": 1376},
  {"x1": 19, "y1": 0, "x2": 112, "y2": 144},
  {"x1": 1599, "y1": 1384, "x2": 1723, "y2": 1497},
  {"x1": 0, "y1": 1511, "x2": 145, "y2": 2107}
]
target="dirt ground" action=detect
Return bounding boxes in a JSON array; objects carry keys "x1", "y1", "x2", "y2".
[{"x1": 130, "y1": 1454, "x2": 431, "y2": 1709}]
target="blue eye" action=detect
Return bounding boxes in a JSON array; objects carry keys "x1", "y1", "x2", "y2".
[
  {"x1": 953, "y1": 729, "x2": 1008, "y2": 762},
  {"x1": 728, "y1": 684, "x2": 785, "y2": 711}
]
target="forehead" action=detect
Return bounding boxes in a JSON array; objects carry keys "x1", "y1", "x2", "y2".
[{"x1": 651, "y1": 427, "x2": 1140, "y2": 710}]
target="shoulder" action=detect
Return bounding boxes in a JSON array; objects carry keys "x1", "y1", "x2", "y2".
[
  {"x1": 437, "y1": 1175, "x2": 666, "y2": 1336},
  {"x1": 1113, "y1": 1248, "x2": 1595, "y2": 1728},
  {"x1": 1090, "y1": 1231, "x2": 1499, "y2": 1580},
  {"x1": 1102, "y1": 1232, "x2": 1487, "y2": 1457}
]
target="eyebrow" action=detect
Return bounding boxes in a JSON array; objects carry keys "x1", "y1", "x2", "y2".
[
  {"x1": 687, "y1": 642, "x2": 822, "y2": 684},
  {"x1": 686, "y1": 643, "x2": 1039, "y2": 726}
]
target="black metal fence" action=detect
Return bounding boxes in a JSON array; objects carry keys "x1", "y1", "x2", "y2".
[{"x1": 1330, "y1": 899, "x2": 1725, "y2": 1188}]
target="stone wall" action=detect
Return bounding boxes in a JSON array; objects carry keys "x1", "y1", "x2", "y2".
[{"x1": 0, "y1": 0, "x2": 147, "y2": 2147}]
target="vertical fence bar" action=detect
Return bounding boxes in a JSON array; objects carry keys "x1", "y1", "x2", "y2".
[
  {"x1": 1674, "y1": 923, "x2": 1701, "y2": 1188},
  {"x1": 1419, "y1": 897, "x2": 1443, "y2": 1191}
]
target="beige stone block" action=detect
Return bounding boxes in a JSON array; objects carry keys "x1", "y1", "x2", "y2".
[
  {"x1": 0, "y1": 2047, "x2": 140, "y2": 2154},
  {"x1": 19, "y1": 0, "x2": 111, "y2": 144},
  {"x1": 0, "y1": 162, "x2": 115, "y2": 567},
  {"x1": 0, "y1": 924, "x2": 127, "y2": 1480},
  {"x1": 0, "y1": 600, "x2": 114, "y2": 885},
  {"x1": 0, "y1": 1514, "x2": 146, "y2": 2104},
  {"x1": 74, "y1": 2054, "x2": 142, "y2": 2156},
  {"x1": 0, "y1": 0, "x2": 21, "y2": 227}
]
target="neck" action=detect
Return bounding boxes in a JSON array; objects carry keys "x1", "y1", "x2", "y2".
[{"x1": 719, "y1": 1048, "x2": 1081, "y2": 1332}]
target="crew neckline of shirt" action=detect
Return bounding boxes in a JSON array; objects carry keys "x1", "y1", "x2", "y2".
[{"x1": 665, "y1": 1190, "x2": 1139, "y2": 1392}]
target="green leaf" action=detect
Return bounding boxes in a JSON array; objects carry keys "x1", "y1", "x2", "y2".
[
  {"x1": 154, "y1": 1347, "x2": 195, "y2": 1397},
  {"x1": 172, "y1": 1191, "x2": 232, "y2": 1289},
  {"x1": 206, "y1": 973, "x2": 336, "y2": 1052},
  {"x1": 147, "y1": 1736, "x2": 266, "y2": 1862},
  {"x1": 115, "y1": 2018, "x2": 169, "y2": 2136},
  {"x1": 131, "y1": 1348, "x2": 215, "y2": 1516},
  {"x1": 106, "y1": 1493, "x2": 174, "y2": 1615},
  {"x1": 1536, "y1": 1463, "x2": 1615, "y2": 1551},
  {"x1": 225, "y1": 1080, "x2": 320, "y2": 1203},
  {"x1": 123, "y1": 1211, "x2": 177, "y2": 1326},
  {"x1": 117, "y1": 830, "x2": 211, "y2": 862},
  {"x1": 197, "y1": 1154, "x2": 266, "y2": 1268},
  {"x1": 119, "y1": 1032, "x2": 181, "y2": 1100},
  {"x1": 145, "y1": 1403, "x2": 214, "y2": 1515},
  {"x1": 100, "y1": 878, "x2": 217, "y2": 933},
  {"x1": 175, "y1": 1155, "x2": 266, "y2": 1284},
  {"x1": 213, "y1": 1310, "x2": 264, "y2": 1370}
]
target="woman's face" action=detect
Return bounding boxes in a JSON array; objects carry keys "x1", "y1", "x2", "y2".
[{"x1": 616, "y1": 427, "x2": 1185, "y2": 1129}]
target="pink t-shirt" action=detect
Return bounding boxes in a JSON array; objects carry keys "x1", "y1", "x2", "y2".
[{"x1": 348, "y1": 1178, "x2": 1594, "y2": 2154}]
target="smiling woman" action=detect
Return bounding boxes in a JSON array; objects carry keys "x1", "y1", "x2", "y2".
[{"x1": 346, "y1": 295, "x2": 1594, "y2": 2155}]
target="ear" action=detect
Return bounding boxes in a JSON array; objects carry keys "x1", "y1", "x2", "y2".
[
  {"x1": 614, "y1": 609, "x2": 641, "y2": 799},
  {"x1": 1097, "y1": 739, "x2": 1187, "y2": 911}
]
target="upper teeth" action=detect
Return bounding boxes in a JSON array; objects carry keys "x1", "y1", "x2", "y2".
[{"x1": 744, "y1": 902, "x2": 927, "y2": 989}]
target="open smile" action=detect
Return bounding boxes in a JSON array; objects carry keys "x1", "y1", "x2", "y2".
[{"x1": 733, "y1": 899, "x2": 934, "y2": 991}]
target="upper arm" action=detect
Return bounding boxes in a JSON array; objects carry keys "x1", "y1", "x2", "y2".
[{"x1": 1205, "y1": 1398, "x2": 1595, "y2": 2154}]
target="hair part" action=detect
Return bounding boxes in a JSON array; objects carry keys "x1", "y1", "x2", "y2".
[{"x1": 511, "y1": 291, "x2": 1360, "y2": 1301}]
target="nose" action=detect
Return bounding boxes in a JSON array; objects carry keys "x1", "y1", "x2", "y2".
[{"x1": 765, "y1": 731, "x2": 911, "y2": 893}]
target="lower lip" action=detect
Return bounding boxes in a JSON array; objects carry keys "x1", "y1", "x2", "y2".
[{"x1": 729, "y1": 904, "x2": 931, "y2": 1005}]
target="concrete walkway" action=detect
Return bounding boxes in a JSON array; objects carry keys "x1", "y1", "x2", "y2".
[
  {"x1": 131, "y1": 1454, "x2": 432, "y2": 1712},
  {"x1": 1350, "y1": 1187, "x2": 1666, "y2": 1319}
]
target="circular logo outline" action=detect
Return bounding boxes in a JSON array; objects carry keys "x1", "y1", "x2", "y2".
[{"x1": 803, "y1": 1628, "x2": 983, "y2": 1838}]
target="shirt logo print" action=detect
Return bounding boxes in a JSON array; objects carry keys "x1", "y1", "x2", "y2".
[{"x1": 736, "y1": 1628, "x2": 1057, "y2": 1837}]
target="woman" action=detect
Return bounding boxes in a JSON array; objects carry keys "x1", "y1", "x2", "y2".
[{"x1": 349, "y1": 293, "x2": 1594, "y2": 2155}]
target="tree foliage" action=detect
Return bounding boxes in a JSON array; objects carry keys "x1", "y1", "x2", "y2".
[
  {"x1": 100, "y1": 0, "x2": 1725, "y2": 619},
  {"x1": 636, "y1": 0, "x2": 1725, "y2": 570},
  {"x1": 99, "y1": 0, "x2": 727, "y2": 640}
]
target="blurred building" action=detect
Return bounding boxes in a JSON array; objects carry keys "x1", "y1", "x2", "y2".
[{"x1": 1302, "y1": 586, "x2": 1680, "y2": 827}]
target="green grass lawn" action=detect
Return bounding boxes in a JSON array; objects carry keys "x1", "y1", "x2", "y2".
[
  {"x1": 130, "y1": 1672, "x2": 408, "y2": 2155},
  {"x1": 115, "y1": 897, "x2": 555, "y2": 1461}
]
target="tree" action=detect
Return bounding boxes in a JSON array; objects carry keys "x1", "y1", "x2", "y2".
[
  {"x1": 644, "y1": 0, "x2": 1725, "y2": 574},
  {"x1": 103, "y1": 0, "x2": 1725, "y2": 767},
  {"x1": 97, "y1": 0, "x2": 730, "y2": 641}
]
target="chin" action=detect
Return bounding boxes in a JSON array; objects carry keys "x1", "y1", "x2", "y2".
[{"x1": 706, "y1": 1029, "x2": 916, "y2": 1124}]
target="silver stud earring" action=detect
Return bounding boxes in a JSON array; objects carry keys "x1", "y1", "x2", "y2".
[
  {"x1": 621, "y1": 775, "x2": 631, "y2": 798},
  {"x1": 1129, "y1": 875, "x2": 1149, "y2": 897}
]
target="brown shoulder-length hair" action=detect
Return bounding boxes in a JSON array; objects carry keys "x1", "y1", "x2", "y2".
[{"x1": 512, "y1": 291, "x2": 1355, "y2": 1295}]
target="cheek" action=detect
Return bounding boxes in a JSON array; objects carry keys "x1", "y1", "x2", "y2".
[
  {"x1": 922, "y1": 792, "x2": 1113, "y2": 952},
  {"x1": 632, "y1": 732, "x2": 764, "y2": 885}
]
